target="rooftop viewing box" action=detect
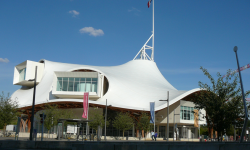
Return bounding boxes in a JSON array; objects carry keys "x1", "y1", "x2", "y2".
[{"x1": 13, "y1": 60, "x2": 44, "y2": 87}]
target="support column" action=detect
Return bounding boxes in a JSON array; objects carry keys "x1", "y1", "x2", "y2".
[
  {"x1": 132, "y1": 124, "x2": 135, "y2": 137},
  {"x1": 62, "y1": 121, "x2": 64, "y2": 138},
  {"x1": 28, "y1": 118, "x2": 31, "y2": 132},
  {"x1": 211, "y1": 128, "x2": 213, "y2": 138}
]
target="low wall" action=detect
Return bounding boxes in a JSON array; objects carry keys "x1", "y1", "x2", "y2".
[
  {"x1": 0, "y1": 141, "x2": 250, "y2": 150},
  {"x1": 18, "y1": 132, "x2": 57, "y2": 138}
]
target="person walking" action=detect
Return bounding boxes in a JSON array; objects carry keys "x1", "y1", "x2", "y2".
[
  {"x1": 151, "y1": 131, "x2": 155, "y2": 140},
  {"x1": 154, "y1": 132, "x2": 158, "y2": 141}
]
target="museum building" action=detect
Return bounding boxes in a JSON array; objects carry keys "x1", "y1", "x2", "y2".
[{"x1": 11, "y1": 55, "x2": 206, "y2": 140}]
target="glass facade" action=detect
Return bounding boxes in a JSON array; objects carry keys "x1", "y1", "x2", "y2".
[
  {"x1": 57, "y1": 77, "x2": 98, "y2": 92},
  {"x1": 19, "y1": 68, "x2": 26, "y2": 82},
  {"x1": 159, "y1": 126, "x2": 166, "y2": 138},
  {"x1": 180, "y1": 106, "x2": 194, "y2": 120}
]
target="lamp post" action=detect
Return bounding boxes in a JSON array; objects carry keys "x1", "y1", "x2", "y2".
[
  {"x1": 233, "y1": 46, "x2": 248, "y2": 143},
  {"x1": 198, "y1": 112, "x2": 204, "y2": 141},
  {"x1": 173, "y1": 108, "x2": 180, "y2": 141},
  {"x1": 198, "y1": 110, "x2": 200, "y2": 140},
  {"x1": 29, "y1": 66, "x2": 37, "y2": 141},
  {"x1": 159, "y1": 91, "x2": 169, "y2": 141},
  {"x1": 104, "y1": 99, "x2": 111, "y2": 141}
]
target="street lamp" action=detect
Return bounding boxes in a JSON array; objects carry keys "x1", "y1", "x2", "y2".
[
  {"x1": 234, "y1": 46, "x2": 248, "y2": 143},
  {"x1": 28, "y1": 66, "x2": 37, "y2": 141},
  {"x1": 105, "y1": 99, "x2": 112, "y2": 141},
  {"x1": 159, "y1": 91, "x2": 169, "y2": 141},
  {"x1": 198, "y1": 111, "x2": 204, "y2": 141},
  {"x1": 173, "y1": 108, "x2": 180, "y2": 141}
]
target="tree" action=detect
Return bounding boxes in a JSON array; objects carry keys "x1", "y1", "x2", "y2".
[
  {"x1": 41, "y1": 103, "x2": 58, "y2": 132},
  {"x1": 0, "y1": 92, "x2": 19, "y2": 137},
  {"x1": 35, "y1": 103, "x2": 74, "y2": 136},
  {"x1": 113, "y1": 112, "x2": 134, "y2": 138},
  {"x1": 192, "y1": 67, "x2": 250, "y2": 141},
  {"x1": 226, "y1": 125, "x2": 235, "y2": 136},
  {"x1": 200, "y1": 125, "x2": 209, "y2": 136},
  {"x1": 137, "y1": 112, "x2": 150, "y2": 138},
  {"x1": 89, "y1": 107, "x2": 109, "y2": 133}
]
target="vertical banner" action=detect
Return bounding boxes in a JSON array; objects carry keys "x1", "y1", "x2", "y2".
[
  {"x1": 82, "y1": 92, "x2": 89, "y2": 118},
  {"x1": 150, "y1": 102, "x2": 155, "y2": 123},
  {"x1": 193, "y1": 109, "x2": 199, "y2": 127}
]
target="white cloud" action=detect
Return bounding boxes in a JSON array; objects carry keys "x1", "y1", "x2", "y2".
[
  {"x1": 128, "y1": 7, "x2": 141, "y2": 16},
  {"x1": 69, "y1": 10, "x2": 79, "y2": 17},
  {"x1": 128, "y1": 7, "x2": 140, "y2": 12},
  {"x1": 161, "y1": 67, "x2": 228, "y2": 74},
  {"x1": 79, "y1": 27, "x2": 104, "y2": 37},
  {"x1": 161, "y1": 68, "x2": 200, "y2": 74},
  {"x1": 0, "y1": 58, "x2": 9, "y2": 63}
]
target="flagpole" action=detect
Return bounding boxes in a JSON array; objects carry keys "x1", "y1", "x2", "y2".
[
  {"x1": 152, "y1": 0, "x2": 154, "y2": 61},
  {"x1": 154, "y1": 101, "x2": 155, "y2": 133},
  {"x1": 86, "y1": 93, "x2": 89, "y2": 136}
]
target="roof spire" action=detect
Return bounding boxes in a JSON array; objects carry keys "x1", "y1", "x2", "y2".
[{"x1": 133, "y1": 0, "x2": 154, "y2": 61}]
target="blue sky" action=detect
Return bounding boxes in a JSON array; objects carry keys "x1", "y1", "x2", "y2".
[{"x1": 0, "y1": 0, "x2": 250, "y2": 98}]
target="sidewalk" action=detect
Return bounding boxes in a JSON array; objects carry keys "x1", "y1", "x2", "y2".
[
  {"x1": 0, "y1": 137, "x2": 67, "y2": 141},
  {"x1": 0, "y1": 136, "x2": 190, "y2": 142}
]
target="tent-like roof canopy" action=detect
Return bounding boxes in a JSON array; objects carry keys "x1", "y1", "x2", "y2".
[{"x1": 11, "y1": 59, "x2": 201, "y2": 111}]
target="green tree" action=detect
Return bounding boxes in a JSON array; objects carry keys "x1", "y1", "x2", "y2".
[
  {"x1": 42, "y1": 104, "x2": 58, "y2": 132},
  {"x1": 0, "y1": 92, "x2": 19, "y2": 137},
  {"x1": 192, "y1": 67, "x2": 250, "y2": 141},
  {"x1": 226, "y1": 125, "x2": 235, "y2": 136},
  {"x1": 137, "y1": 112, "x2": 150, "y2": 138},
  {"x1": 35, "y1": 103, "x2": 74, "y2": 136},
  {"x1": 89, "y1": 107, "x2": 109, "y2": 133},
  {"x1": 200, "y1": 125, "x2": 209, "y2": 136},
  {"x1": 113, "y1": 112, "x2": 134, "y2": 138}
]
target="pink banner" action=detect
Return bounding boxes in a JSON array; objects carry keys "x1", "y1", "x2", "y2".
[{"x1": 82, "y1": 92, "x2": 89, "y2": 118}]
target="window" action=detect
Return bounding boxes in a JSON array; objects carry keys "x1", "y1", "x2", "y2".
[
  {"x1": 181, "y1": 106, "x2": 194, "y2": 120},
  {"x1": 86, "y1": 78, "x2": 91, "y2": 92},
  {"x1": 159, "y1": 126, "x2": 166, "y2": 138},
  {"x1": 74, "y1": 78, "x2": 80, "y2": 92},
  {"x1": 62, "y1": 77, "x2": 68, "y2": 91},
  {"x1": 56, "y1": 77, "x2": 98, "y2": 93},
  {"x1": 92, "y1": 78, "x2": 97, "y2": 92},
  {"x1": 57, "y1": 77, "x2": 62, "y2": 91},
  {"x1": 19, "y1": 68, "x2": 26, "y2": 82},
  {"x1": 80, "y1": 78, "x2": 86, "y2": 92},
  {"x1": 68, "y1": 78, "x2": 74, "y2": 91}
]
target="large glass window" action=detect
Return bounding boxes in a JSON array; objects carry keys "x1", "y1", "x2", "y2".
[
  {"x1": 62, "y1": 77, "x2": 68, "y2": 91},
  {"x1": 159, "y1": 126, "x2": 166, "y2": 138},
  {"x1": 74, "y1": 78, "x2": 80, "y2": 92},
  {"x1": 19, "y1": 68, "x2": 26, "y2": 82},
  {"x1": 79, "y1": 78, "x2": 86, "y2": 92},
  {"x1": 68, "y1": 78, "x2": 74, "y2": 91},
  {"x1": 57, "y1": 77, "x2": 63, "y2": 91},
  {"x1": 56, "y1": 77, "x2": 98, "y2": 93},
  {"x1": 86, "y1": 78, "x2": 91, "y2": 92},
  {"x1": 181, "y1": 106, "x2": 194, "y2": 120},
  {"x1": 92, "y1": 78, "x2": 98, "y2": 92}
]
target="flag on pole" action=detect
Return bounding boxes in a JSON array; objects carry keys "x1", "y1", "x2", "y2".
[
  {"x1": 82, "y1": 92, "x2": 89, "y2": 118},
  {"x1": 150, "y1": 102, "x2": 155, "y2": 123},
  {"x1": 147, "y1": 0, "x2": 152, "y2": 8}
]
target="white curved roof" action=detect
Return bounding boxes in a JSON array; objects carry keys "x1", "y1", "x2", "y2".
[{"x1": 11, "y1": 59, "x2": 201, "y2": 111}]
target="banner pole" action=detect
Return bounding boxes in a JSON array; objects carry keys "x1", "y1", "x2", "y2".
[
  {"x1": 86, "y1": 92, "x2": 89, "y2": 136},
  {"x1": 152, "y1": 0, "x2": 154, "y2": 61},
  {"x1": 154, "y1": 101, "x2": 155, "y2": 133}
]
